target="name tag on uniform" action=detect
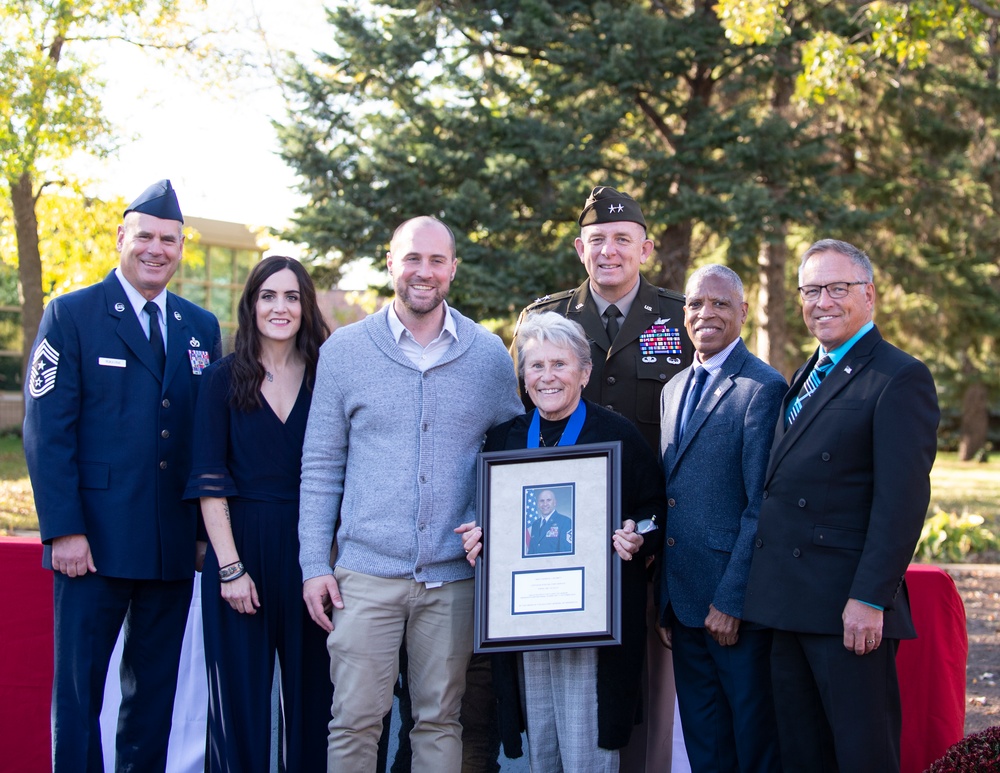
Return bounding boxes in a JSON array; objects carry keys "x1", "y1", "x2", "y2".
[{"x1": 98, "y1": 357, "x2": 126, "y2": 368}]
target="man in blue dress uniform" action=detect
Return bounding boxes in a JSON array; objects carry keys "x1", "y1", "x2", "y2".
[
  {"x1": 526, "y1": 489, "x2": 573, "y2": 555},
  {"x1": 23, "y1": 179, "x2": 222, "y2": 772}
]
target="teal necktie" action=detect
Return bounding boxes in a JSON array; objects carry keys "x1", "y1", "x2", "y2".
[{"x1": 786, "y1": 355, "x2": 833, "y2": 427}]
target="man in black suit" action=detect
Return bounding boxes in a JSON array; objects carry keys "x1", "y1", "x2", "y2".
[
  {"x1": 743, "y1": 239, "x2": 939, "y2": 773},
  {"x1": 24, "y1": 180, "x2": 222, "y2": 771}
]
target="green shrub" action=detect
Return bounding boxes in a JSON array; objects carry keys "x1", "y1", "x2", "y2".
[{"x1": 915, "y1": 509, "x2": 1000, "y2": 562}]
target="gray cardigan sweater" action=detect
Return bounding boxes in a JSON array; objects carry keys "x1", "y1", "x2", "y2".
[{"x1": 298, "y1": 305, "x2": 522, "y2": 584}]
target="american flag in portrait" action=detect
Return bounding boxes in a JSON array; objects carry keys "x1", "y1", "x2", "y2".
[{"x1": 524, "y1": 488, "x2": 540, "y2": 553}]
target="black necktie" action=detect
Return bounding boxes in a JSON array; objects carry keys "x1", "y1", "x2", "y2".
[
  {"x1": 604, "y1": 304, "x2": 621, "y2": 343},
  {"x1": 144, "y1": 301, "x2": 166, "y2": 375},
  {"x1": 679, "y1": 367, "x2": 708, "y2": 439}
]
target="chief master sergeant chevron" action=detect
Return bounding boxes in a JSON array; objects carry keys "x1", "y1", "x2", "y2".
[{"x1": 23, "y1": 179, "x2": 222, "y2": 772}]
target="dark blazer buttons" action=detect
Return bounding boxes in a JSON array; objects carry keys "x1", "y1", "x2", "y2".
[
  {"x1": 666, "y1": 537, "x2": 676, "y2": 547},
  {"x1": 762, "y1": 491, "x2": 768, "y2": 499},
  {"x1": 792, "y1": 548, "x2": 801, "y2": 557},
  {"x1": 755, "y1": 538, "x2": 763, "y2": 548},
  {"x1": 607, "y1": 376, "x2": 616, "y2": 385},
  {"x1": 668, "y1": 498, "x2": 676, "y2": 507},
  {"x1": 822, "y1": 452, "x2": 831, "y2": 461},
  {"x1": 798, "y1": 498, "x2": 807, "y2": 508}
]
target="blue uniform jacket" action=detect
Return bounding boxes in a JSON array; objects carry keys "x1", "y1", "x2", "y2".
[{"x1": 24, "y1": 271, "x2": 222, "y2": 580}]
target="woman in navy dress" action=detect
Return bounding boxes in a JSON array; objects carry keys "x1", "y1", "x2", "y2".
[{"x1": 186, "y1": 256, "x2": 331, "y2": 772}]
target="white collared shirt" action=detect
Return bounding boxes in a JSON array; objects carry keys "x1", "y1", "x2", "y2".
[
  {"x1": 114, "y1": 267, "x2": 168, "y2": 345},
  {"x1": 386, "y1": 301, "x2": 459, "y2": 372},
  {"x1": 694, "y1": 337, "x2": 742, "y2": 390}
]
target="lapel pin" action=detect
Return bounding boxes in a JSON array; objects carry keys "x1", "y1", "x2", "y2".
[
  {"x1": 844, "y1": 365, "x2": 853, "y2": 374},
  {"x1": 654, "y1": 317, "x2": 670, "y2": 325},
  {"x1": 114, "y1": 302, "x2": 125, "y2": 312},
  {"x1": 174, "y1": 311, "x2": 182, "y2": 320},
  {"x1": 189, "y1": 337, "x2": 200, "y2": 347}
]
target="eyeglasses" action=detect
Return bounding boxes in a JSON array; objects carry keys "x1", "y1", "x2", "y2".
[{"x1": 797, "y1": 281, "x2": 869, "y2": 301}]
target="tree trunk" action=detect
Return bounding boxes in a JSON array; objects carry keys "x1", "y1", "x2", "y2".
[
  {"x1": 10, "y1": 172, "x2": 44, "y2": 377},
  {"x1": 755, "y1": 234, "x2": 790, "y2": 377},
  {"x1": 756, "y1": 33, "x2": 795, "y2": 378},
  {"x1": 649, "y1": 219, "x2": 692, "y2": 292},
  {"x1": 958, "y1": 380, "x2": 989, "y2": 461}
]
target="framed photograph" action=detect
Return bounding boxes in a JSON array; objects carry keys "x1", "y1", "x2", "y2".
[{"x1": 473, "y1": 441, "x2": 622, "y2": 653}]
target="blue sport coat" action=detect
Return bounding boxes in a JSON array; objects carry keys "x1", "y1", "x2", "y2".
[
  {"x1": 24, "y1": 271, "x2": 221, "y2": 580},
  {"x1": 658, "y1": 340, "x2": 786, "y2": 627}
]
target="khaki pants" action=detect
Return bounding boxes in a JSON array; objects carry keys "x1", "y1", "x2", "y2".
[{"x1": 326, "y1": 567, "x2": 474, "y2": 773}]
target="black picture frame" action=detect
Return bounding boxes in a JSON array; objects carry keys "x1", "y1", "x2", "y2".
[{"x1": 473, "y1": 441, "x2": 622, "y2": 653}]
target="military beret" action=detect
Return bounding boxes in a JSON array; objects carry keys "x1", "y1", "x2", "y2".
[
  {"x1": 578, "y1": 185, "x2": 646, "y2": 229},
  {"x1": 124, "y1": 179, "x2": 183, "y2": 223}
]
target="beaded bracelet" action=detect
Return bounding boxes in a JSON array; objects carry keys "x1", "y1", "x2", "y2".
[{"x1": 219, "y1": 561, "x2": 245, "y2": 582}]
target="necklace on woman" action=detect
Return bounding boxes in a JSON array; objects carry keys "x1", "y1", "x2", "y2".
[{"x1": 538, "y1": 430, "x2": 563, "y2": 447}]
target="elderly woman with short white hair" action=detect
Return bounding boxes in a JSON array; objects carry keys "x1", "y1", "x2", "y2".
[{"x1": 458, "y1": 311, "x2": 665, "y2": 773}]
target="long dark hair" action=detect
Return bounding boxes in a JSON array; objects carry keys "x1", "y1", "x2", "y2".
[{"x1": 229, "y1": 256, "x2": 331, "y2": 411}]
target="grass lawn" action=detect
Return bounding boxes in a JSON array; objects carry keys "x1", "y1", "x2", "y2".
[
  {"x1": 928, "y1": 452, "x2": 1000, "y2": 522},
  {"x1": 2, "y1": 439, "x2": 999, "y2": 543},
  {"x1": 0, "y1": 434, "x2": 38, "y2": 534}
]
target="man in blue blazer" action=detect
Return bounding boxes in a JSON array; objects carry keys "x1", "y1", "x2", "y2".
[
  {"x1": 658, "y1": 265, "x2": 786, "y2": 772},
  {"x1": 24, "y1": 180, "x2": 222, "y2": 772},
  {"x1": 743, "y1": 240, "x2": 939, "y2": 773}
]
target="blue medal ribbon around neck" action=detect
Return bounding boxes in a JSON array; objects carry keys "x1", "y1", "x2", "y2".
[{"x1": 526, "y1": 401, "x2": 586, "y2": 449}]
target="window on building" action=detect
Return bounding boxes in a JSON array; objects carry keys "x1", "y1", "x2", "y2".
[{"x1": 172, "y1": 225, "x2": 263, "y2": 350}]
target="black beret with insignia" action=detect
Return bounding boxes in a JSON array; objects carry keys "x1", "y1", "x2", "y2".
[
  {"x1": 124, "y1": 179, "x2": 183, "y2": 223},
  {"x1": 578, "y1": 185, "x2": 646, "y2": 229}
]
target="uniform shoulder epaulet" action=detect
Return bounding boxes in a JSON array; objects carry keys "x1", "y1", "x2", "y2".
[
  {"x1": 524, "y1": 288, "x2": 575, "y2": 310},
  {"x1": 655, "y1": 286, "x2": 686, "y2": 303}
]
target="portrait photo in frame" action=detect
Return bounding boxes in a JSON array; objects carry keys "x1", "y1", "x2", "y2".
[
  {"x1": 473, "y1": 441, "x2": 622, "y2": 653},
  {"x1": 523, "y1": 484, "x2": 576, "y2": 558}
]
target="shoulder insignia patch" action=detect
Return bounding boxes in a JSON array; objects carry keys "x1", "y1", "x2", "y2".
[{"x1": 29, "y1": 338, "x2": 60, "y2": 398}]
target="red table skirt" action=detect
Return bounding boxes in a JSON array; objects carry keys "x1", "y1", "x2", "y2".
[
  {"x1": 0, "y1": 537, "x2": 52, "y2": 773},
  {"x1": 898, "y1": 564, "x2": 968, "y2": 773},
  {"x1": 0, "y1": 538, "x2": 970, "y2": 773}
]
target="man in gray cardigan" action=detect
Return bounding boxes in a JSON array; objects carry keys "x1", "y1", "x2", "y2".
[{"x1": 299, "y1": 216, "x2": 522, "y2": 772}]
